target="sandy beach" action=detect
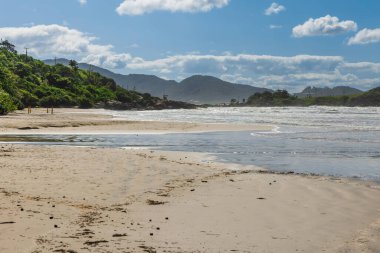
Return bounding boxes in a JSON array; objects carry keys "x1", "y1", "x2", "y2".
[
  {"x1": 1, "y1": 109, "x2": 380, "y2": 253},
  {"x1": 0, "y1": 108, "x2": 271, "y2": 134}
]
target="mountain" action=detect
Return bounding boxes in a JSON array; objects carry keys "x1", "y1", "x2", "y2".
[
  {"x1": 0, "y1": 42, "x2": 194, "y2": 115},
  {"x1": 294, "y1": 86, "x2": 363, "y2": 98},
  {"x1": 44, "y1": 59, "x2": 271, "y2": 104},
  {"x1": 174, "y1": 75, "x2": 270, "y2": 104}
]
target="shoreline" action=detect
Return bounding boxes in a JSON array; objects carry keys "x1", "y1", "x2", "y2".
[
  {"x1": 1, "y1": 108, "x2": 380, "y2": 252},
  {"x1": 0, "y1": 108, "x2": 273, "y2": 134},
  {"x1": 0, "y1": 108, "x2": 379, "y2": 184},
  {"x1": 1, "y1": 138, "x2": 379, "y2": 184}
]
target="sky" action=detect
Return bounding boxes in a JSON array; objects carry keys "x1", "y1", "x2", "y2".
[{"x1": 0, "y1": 0, "x2": 380, "y2": 92}]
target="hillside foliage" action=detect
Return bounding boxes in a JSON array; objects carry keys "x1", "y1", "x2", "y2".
[
  {"x1": 246, "y1": 88, "x2": 380, "y2": 107},
  {"x1": 0, "y1": 40, "x2": 178, "y2": 115}
]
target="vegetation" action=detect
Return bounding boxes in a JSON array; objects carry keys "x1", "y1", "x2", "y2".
[
  {"x1": 246, "y1": 90, "x2": 298, "y2": 106},
  {"x1": 246, "y1": 88, "x2": 380, "y2": 107},
  {"x1": 348, "y1": 87, "x2": 380, "y2": 106},
  {"x1": 0, "y1": 91, "x2": 17, "y2": 114},
  {"x1": 0, "y1": 40, "x2": 194, "y2": 115}
]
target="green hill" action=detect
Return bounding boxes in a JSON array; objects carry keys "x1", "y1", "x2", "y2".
[
  {"x1": 246, "y1": 88, "x2": 380, "y2": 107},
  {"x1": 348, "y1": 87, "x2": 380, "y2": 106},
  {"x1": 0, "y1": 40, "x2": 194, "y2": 115}
]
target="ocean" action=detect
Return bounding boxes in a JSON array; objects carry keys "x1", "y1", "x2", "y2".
[{"x1": 2, "y1": 107, "x2": 380, "y2": 181}]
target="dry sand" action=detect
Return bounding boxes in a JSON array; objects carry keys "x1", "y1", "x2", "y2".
[
  {"x1": 0, "y1": 108, "x2": 380, "y2": 252},
  {"x1": 0, "y1": 145, "x2": 379, "y2": 253}
]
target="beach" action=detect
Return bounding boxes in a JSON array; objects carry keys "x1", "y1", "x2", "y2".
[
  {"x1": 1, "y1": 109, "x2": 380, "y2": 252},
  {"x1": 0, "y1": 108, "x2": 271, "y2": 134}
]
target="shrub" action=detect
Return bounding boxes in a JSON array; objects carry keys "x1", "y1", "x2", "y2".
[
  {"x1": 78, "y1": 96, "x2": 94, "y2": 108},
  {"x1": 0, "y1": 91, "x2": 17, "y2": 115}
]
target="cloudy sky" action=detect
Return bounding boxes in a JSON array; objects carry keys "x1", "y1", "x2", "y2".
[{"x1": 0, "y1": 0, "x2": 379, "y2": 92}]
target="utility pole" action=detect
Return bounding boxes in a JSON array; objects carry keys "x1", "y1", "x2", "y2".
[
  {"x1": 24, "y1": 47, "x2": 29, "y2": 61},
  {"x1": 163, "y1": 89, "x2": 168, "y2": 101},
  {"x1": 54, "y1": 57, "x2": 57, "y2": 65}
]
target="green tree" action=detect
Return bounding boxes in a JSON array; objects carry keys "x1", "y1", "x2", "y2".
[
  {"x1": 69, "y1": 60, "x2": 79, "y2": 72},
  {"x1": 0, "y1": 40, "x2": 17, "y2": 54},
  {"x1": 0, "y1": 90, "x2": 16, "y2": 115}
]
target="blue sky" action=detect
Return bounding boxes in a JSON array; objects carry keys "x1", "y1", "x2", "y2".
[{"x1": 1, "y1": 0, "x2": 380, "y2": 91}]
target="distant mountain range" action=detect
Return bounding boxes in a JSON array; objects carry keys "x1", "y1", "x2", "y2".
[
  {"x1": 44, "y1": 59, "x2": 366, "y2": 104},
  {"x1": 294, "y1": 86, "x2": 363, "y2": 98},
  {"x1": 44, "y1": 59, "x2": 271, "y2": 104}
]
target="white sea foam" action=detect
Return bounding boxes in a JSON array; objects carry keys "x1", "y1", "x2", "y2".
[{"x1": 107, "y1": 106, "x2": 380, "y2": 131}]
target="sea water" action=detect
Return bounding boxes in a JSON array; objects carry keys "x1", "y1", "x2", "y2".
[{"x1": 1, "y1": 107, "x2": 379, "y2": 181}]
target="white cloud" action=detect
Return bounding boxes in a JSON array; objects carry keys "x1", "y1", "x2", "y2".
[
  {"x1": 125, "y1": 54, "x2": 380, "y2": 90},
  {"x1": 0, "y1": 24, "x2": 379, "y2": 92},
  {"x1": 270, "y1": 25, "x2": 282, "y2": 29},
  {"x1": 348, "y1": 28, "x2": 380, "y2": 45},
  {"x1": 0, "y1": 24, "x2": 132, "y2": 69},
  {"x1": 78, "y1": 0, "x2": 87, "y2": 6},
  {"x1": 123, "y1": 53, "x2": 380, "y2": 90},
  {"x1": 129, "y1": 43, "x2": 140, "y2": 48},
  {"x1": 293, "y1": 15, "x2": 357, "y2": 38},
  {"x1": 126, "y1": 54, "x2": 344, "y2": 76},
  {"x1": 116, "y1": 0, "x2": 230, "y2": 15},
  {"x1": 340, "y1": 62, "x2": 380, "y2": 74},
  {"x1": 265, "y1": 3, "x2": 285, "y2": 16}
]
